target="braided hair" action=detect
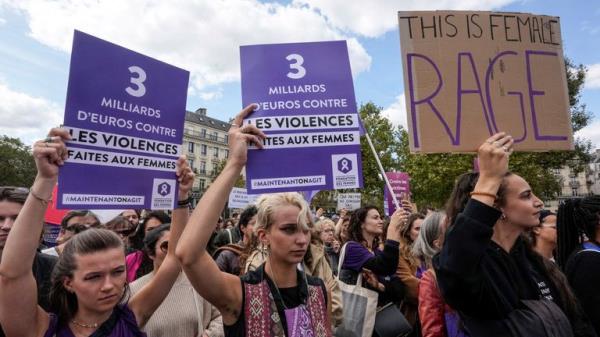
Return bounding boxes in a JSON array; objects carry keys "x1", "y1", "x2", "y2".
[{"x1": 556, "y1": 196, "x2": 600, "y2": 269}]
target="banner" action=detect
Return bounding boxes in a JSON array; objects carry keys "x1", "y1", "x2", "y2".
[
  {"x1": 58, "y1": 30, "x2": 189, "y2": 209},
  {"x1": 398, "y1": 11, "x2": 573, "y2": 153},
  {"x1": 228, "y1": 187, "x2": 260, "y2": 209},
  {"x1": 384, "y1": 172, "x2": 410, "y2": 216},
  {"x1": 240, "y1": 41, "x2": 363, "y2": 194},
  {"x1": 337, "y1": 193, "x2": 361, "y2": 210}
]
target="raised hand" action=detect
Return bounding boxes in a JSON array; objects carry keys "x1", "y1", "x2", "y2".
[
  {"x1": 32, "y1": 128, "x2": 70, "y2": 180},
  {"x1": 227, "y1": 104, "x2": 266, "y2": 168},
  {"x1": 176, "y1": 155, "x2": 195, "y2": 200}
]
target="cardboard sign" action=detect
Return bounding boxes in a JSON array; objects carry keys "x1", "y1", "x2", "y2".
[
  {"x1": 58, "y1": 30, "x2": 190, "y2": 209},
  {"x1": 240, "y1": 41, "x2": 363, "y2": 194},
  {"x1": 398, "y1": 11, "x2": 573, "y2": 153},
  {"x1": 228, "y1": 187, "x2": 260, "y2": 209},
  {"x1": 383, "y1": 172, "x2": 410, "y2": 216},
  {"x1": 337, "y1": 192, "x2": 361, "y2": 210}
]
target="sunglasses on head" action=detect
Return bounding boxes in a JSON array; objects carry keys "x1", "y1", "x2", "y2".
[
  {"x1": 159, "y1": 240, "x2": 169, "y2": 253},
  {"x1": 0, "y1": 186, "x2": 29, "y2": 203}
]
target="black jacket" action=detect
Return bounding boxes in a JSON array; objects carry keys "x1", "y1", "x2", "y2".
[{"x1": 433, "y1": 199, "x2": 596, "y2": 337}]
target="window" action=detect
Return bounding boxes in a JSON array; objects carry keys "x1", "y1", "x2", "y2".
[
  {"x1": 201, "y1": 129, "x2": 206, "y2": 138},
  {"x1": 224, "y1": 134, "x2": 228, "y2": 143},
  {"x1": 214, "y1": 147, "x2": 219, "y2": 158},
  {"x1": 199, "y1": 179, "x2": 206, "y2": 190},
  {"x1": 187, "y1": 159, "x2": 194, "y2": 169},
  {"x1": 225, "y1": 149, "x2": 229, "y2": 159},
  {"x1": 572, "y1": 188, "x2": 579, "y2": 196},
  {"x1": 188, "y1": 142, "x2": 194, "y2": 153},
  {"x1": 212, "y1": 131, "x2": 218, "y2": 141},
  {"x1": 201, "y1": 144, "x2": 207, "y2": 155},
  {"x1": 200, "y1": 161, "x2": 206, "y2": 174}
]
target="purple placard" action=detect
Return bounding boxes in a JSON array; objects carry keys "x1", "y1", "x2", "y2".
[
  {"x1": 240, "y1": 41, "x2": 363, "y2": 194},
  {"x1": 57, "y1": 30, "x2": 190, "y2": 210},
  {"x1": 383, "y1": 172, "x2": 410, "y2": 216}
]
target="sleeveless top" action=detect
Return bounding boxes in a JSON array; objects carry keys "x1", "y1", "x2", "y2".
[
  {"x1": 43, "y1": 304, "x2": 146, "y2": 337},
  {"x1": 225, "y1": 263, "x2": 332, "y2": 337}
]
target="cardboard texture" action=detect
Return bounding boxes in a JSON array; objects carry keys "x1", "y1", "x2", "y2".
[{"x1": 398, "y1": 11, "x2": 574, "y2": 153}]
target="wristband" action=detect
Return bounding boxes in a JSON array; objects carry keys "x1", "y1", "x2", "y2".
[
  {"x1": 176, "y1": 196, "x2": 191, "y2": 208},
  {"x1": 469, "y1": 191, "x2": 497, "y2": 199},
  {"x1": 30, "y1": 188, "x2": 52, "y2": 206}
]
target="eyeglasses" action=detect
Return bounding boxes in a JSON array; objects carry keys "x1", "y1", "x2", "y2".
[
  {"x1": 65, "y1": 223, "x2": 92, "y2": 234},
  {"x1": 0, "y1": 186, "x2": 29, "y2": 203},
  {"x1": 159, "y1": 241, "x2": 169, "y2": 253}
]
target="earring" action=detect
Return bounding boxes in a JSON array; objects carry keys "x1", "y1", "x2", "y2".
[{"x1": 501, "y1": 214, "x2": 507, "y2": 220}]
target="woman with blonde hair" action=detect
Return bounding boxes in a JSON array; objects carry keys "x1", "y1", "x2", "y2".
[{"x1": 176, "y1": 105, "x2": 332, "y2": 337}]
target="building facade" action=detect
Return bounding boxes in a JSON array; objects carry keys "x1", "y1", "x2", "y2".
[{"x1": 182, "y1": 108, "x2": 230, "y2": 202}]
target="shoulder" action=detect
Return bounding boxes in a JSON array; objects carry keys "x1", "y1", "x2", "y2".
[{"x1": 344, "y1": 241, "x2": 369, "y2": 255}]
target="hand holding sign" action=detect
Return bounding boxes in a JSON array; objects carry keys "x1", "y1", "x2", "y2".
[
  {"x1": 33, "y1": 128, "x2": 71, "y2": 180},
  {"x1": 176, "y1": 155, "x2": 195, "y2": 200},
  {"x1": 387, "y1": 208, "x2": 408, "y2": 242},
  {"x1": 227, "y1": 104, "x2": 267, "y2": 169},
  {"x1": 472, "y1": 132, "x2": 514, "y2": 204}
]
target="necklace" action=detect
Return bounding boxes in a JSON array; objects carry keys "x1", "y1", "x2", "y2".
[
  {"x1": 267, "y1": 260, "x2": 289, "y2": 309},
  {"x1": 71, "y1": 319, "x2": 99, "y2": 329}
]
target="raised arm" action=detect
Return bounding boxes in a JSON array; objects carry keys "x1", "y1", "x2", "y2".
[
  {"x1": 433, "y1": 133, "x2": 513, "y2": 313},
  {"x1": 129, "y1": 155, "x2": 193, "y2": 327},
  {"x1": 176, "y1": 104, "x2": 265, "y2": 324},
  {"x1": 0, "y1": 128, "x2": 69, "y2": 337}
]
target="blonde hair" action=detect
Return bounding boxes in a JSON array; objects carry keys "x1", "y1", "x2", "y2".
[
  {"x1": 254, "y1": 192, "x2": 312, "y2": 234},
  {"x1": 314, "y1": 218, "x2": 335, "y2": 234}
]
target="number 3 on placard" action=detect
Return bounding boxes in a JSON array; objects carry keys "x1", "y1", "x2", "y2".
[
  {"x1": 125, "y1": 66, "x2": 147, "y2": 97},
  {"x1": 286, "y1": 54, "x2": 306, "y2": 79}
]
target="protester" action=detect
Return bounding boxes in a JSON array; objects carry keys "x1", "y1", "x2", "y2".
[
  {"x1": 176, "y1": 104, "x2": 333, "y2": 337},
  {"x1": 120, "y1": 209, "x2": 141, "y2": 228},
  {"x1": 334, "y1": 208, "x2": 348, "y2": 239},
  {"x1": 315, "y1": 218, "x2": 340, "y2": 275},
  {"x1": 214, "y1": 205, "x2": 257, "y2": 275},
  {"x1": 396, "y1": 212, "x2": 425, "y2": 327},
  {"x1": 413, "y1": 211, "x2": 467, "y2": 337},
  {"x1": 105, "y1": 216, "x2": 137, "y2": 251},
  {"x1": 130, "y1": 224, "x2": 224, "y2": 337},
  {"x1": 126, "y1": 211, "x2": 172, "y2": 282},
  {"x1": 434, "y1": 132, "x2": 596, "y2": 337},
  {"x1": 223, "y1": 218, "x2": 236, "y2": 229},
  {"x1": 0, "y1": 186, "x2": 58, "y2": 337},
  {"x1": 527, "y1": 210, "x2": 557, "y2": 261},
  {"x1": 340, "y1": 205, "x2": 408, "y2": 307},
  {"x1": 0, "y1": 128, "x2": 194, "y2": 337},
  {"x1": 557, "y1": 197, "x2": 600, "y2": 335},
  {"x1": 42, "y1": 210, "x2": 102, "y2": 256}
]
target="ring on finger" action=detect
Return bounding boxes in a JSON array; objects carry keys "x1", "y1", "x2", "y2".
[
  {"x1": 44, "y1": 136, "x2": 53, "y2": 143},
  {"x1": 502, "y1": 146, "x2": 508, "y2": 152}
]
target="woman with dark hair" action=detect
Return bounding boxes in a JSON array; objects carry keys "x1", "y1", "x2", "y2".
[
  {"x1": 339, "y1": 205, "x2": 407, "y2": 307},
  {"x1": 105, "y1": 216, "x2": 137, "y2": 251},
  {"x1": 0, "y1": 128, "x2": 194, "y2": 337},
  {"x1": 126, "y1": 211, "x2": 172, "y2": 282},
  {"x1": 176, "y1": 105, "x2": 333, "y2": 337},
  {"x1": 434, "y1": 132, "x2": 596, "y2": 337},
  {"x1": 557, "y1": 196, "x2": 600, "y2": 334},
  {"x1": 42, "y1": 210, "x2": 102, "y2": 256}
]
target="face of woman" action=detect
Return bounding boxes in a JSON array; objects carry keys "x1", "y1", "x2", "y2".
[
  {"x1": 263, "y1": 205, "x2": 309, "y2": 265},
  {"x1": 500, "y1": 175, "x2": 543, "y2": 228},
  {"x1": 145, "y1": 217, "x2": 163, "y2": 234},
  {"x1": 320, "y1": 223, "x2": 335, "y2": 244},
  {"x1": 361, "y1": 209, "x2": 384, "y2": 237},
  {"x1": 151, "y1": 231, "x2": 170, "y2": 270},
  {"x1": 65, "y1": 248, "x2": 126, "y2": 314},
  {"x1": 409, "y1": 218, "x2": 424, "y2": 242},
  {"x1": 535, "y1": 215, "x2": 557, "y2": 245}
]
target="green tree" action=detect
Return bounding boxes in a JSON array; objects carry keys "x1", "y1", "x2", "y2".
[
  {"x1": 210, "y1": 159, "x2": 245, "y2": 188},
  {"x1": 0, "y1": 136, "x2": 36, "y2": 187}
]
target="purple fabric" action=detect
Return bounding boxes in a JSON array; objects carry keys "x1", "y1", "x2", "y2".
[
  {"x1": 416, "y1": 261, "x2": 427, "y2": 279},
  {"x1": 341, "y1": 241, "x2": 378, "y2": 272},
  {"x1": 284, "y1": 304, "x2": 315, "y2": 337},
  {"x1": 444, "y1": 311, "x2": 469, "y2": 337},
  {"x1": 44, "y1": 304, "x2": 146, "y2": 337}
]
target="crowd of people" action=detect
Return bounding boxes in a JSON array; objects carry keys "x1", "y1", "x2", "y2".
[{"x1": 0, "y1": 105, "x2": 599, "y2": 337}]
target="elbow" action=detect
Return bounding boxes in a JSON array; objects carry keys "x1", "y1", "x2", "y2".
[{"x1": 175, "y1": 243, "x2": 195, "y2": 267}]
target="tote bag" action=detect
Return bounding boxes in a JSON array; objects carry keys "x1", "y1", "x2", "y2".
[{"x1": 335, "y1": 243, "x2": 379, "y2": 337}]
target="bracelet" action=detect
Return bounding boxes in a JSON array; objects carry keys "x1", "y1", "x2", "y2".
[
  {"x1": 30, "y1": 188, "x2": 52, "y2": 206},
  {"x1": 469, "y1": 191, "x2": 497, "y2": 199},
  {"x1": 176, "y1": 196, "x2": 191, "y2": 208}
]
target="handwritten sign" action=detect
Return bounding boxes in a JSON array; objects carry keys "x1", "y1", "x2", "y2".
[
  {"x1": 228, "y1": 187, "x2": 260, "y2": 209},
  {"x1": 398, "y1": 11, "x2": 573, "y2": 153},
  {"x1": 240, "y1": 41, "x2": 363, "y2": 194},
  {"x1": 383, "y1": 172, "x2": 410, "y2": 216},
  {"x1": 58, "y1": 31, "x2": 189, "y2": 210},
  {"x1": 337, "y1": 193, "x2": 361, "y2": 210}
]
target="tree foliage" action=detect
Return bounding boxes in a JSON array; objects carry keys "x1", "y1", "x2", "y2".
[{"x1": 0, "y1": 136, "x2": 36, "y2": 187}]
